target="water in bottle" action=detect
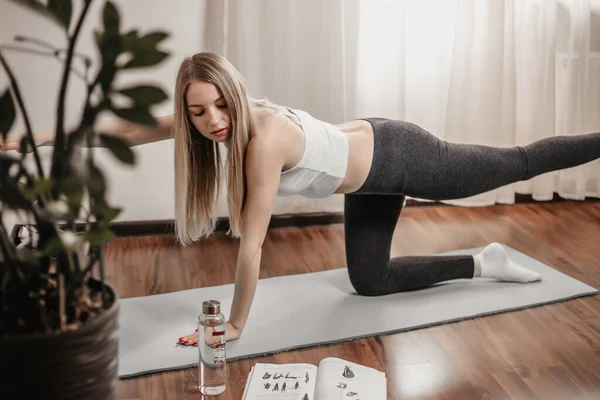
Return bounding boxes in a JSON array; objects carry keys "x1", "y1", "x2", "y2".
[{"x1": 198, "y1": 300, "x2": 227, "y2": 395}]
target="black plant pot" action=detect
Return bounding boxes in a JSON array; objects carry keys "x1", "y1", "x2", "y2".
[{"x1": 0, "y1": 279, "x2": 119, "y2": 400}]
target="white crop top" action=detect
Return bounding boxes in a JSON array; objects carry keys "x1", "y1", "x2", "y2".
[{"x1": 277, "y1": 107, "x2": 349, "y2": 198}]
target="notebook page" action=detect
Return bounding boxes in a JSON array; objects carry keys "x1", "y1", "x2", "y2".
[
  {"x1": 243, "y1": 363, "x2": 318, "y2": 399},
  {"x1": 314, "y1": 358, "x2": 386, "y2": 400}
]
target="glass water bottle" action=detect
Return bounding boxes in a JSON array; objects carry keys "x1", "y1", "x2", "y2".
[{"x1": 198, "y1": 300, "x2": 227, "y2": 395}]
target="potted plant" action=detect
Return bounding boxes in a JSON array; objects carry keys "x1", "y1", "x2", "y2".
[{"x1": 0, "y1": 1, "x2": 170, "y2": 398}]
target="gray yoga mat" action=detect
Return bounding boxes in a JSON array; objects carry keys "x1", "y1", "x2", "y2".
[{"x1": 117, "y1": 244, "x2": 597, "y2": 378}]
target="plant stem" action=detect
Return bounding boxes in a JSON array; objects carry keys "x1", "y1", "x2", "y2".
[
  {"x1": 0, "y1": 44, "x2": 88, "y2": 83},
  {"x1": 42, "y1": 1, "x2": 94, "y2": 282},
  {"x1": 14, "y1": 36, "x2": 92, "y2": 65},
  {"x1": 58, "y1": 273, "x2": 65, "y2": 331},
  {"x1": 14, "y1": 35, "x2": 55, "y2": 51},
  {"x1": 50, "y1": 0, "x2": 94, "y2": 189},
  {"x1": 0, "y1": 49, "x2": 45, "y2": 182},
  {"x1": 67, "y1": 250, "x2": 96, "y2": 298},
  {"x1": 98, "y1": 246, "x2": 106, "y2": 306}
]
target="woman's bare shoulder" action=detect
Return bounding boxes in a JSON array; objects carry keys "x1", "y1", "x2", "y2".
[
  {"x1": 245, "y1": 117, "x2": 290, "y2": 169},
  {"x1": 249, "y1": 108, "x2": 289, "y2": 143}
]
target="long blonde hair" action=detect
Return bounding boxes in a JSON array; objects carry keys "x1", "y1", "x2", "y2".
[{"x1": 173, "y1": 52, "x2": 251, "y2": 244}]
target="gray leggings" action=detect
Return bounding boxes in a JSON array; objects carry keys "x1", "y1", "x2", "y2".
[{"x1": 345, "y1": 118, "x2": 600, "y2": 296}]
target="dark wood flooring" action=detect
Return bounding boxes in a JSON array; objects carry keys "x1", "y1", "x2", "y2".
[{"x1": 106, "y1": 201, "x2": 600, "y2": 400}]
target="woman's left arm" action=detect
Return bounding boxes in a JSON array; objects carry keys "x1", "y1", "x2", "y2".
[{"x1": 227, "y1": 137, "x2": 283, "y2": 340}]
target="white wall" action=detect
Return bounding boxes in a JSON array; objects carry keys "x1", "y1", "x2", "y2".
[{"x1": 0, "y1": 0, "x2": 344, "y2": 235}]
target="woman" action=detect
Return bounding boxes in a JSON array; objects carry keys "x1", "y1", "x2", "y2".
[{"x1": 3, "y1": 52, "x2": 600, "y2": 345}]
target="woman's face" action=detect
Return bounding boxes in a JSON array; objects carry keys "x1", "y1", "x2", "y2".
[{"x1": 185, "y1": 80, "x2": 231, "y2": 142}]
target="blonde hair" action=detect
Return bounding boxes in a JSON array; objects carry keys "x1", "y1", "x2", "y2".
[{"x1": 173, "y1": 52, "x2": 251, "y2": 244}]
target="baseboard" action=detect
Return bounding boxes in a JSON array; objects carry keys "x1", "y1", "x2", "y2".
[
  {"x1": 9, "y1": 193, "x2": 597, "y2": 241},
  {"x1": 9, "y1": 212, "x2": 345, "y2": 242},
  {"x1": 101, "y1": 212, "x2": 345, "y2": 237},
  {"x1": 404, "y1": 192, "x2": 592, "y2": 207}
]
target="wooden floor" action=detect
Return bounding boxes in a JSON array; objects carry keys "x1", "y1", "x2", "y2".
[{"x1": 106, "y1": 201, "x2": 600, "y2": 400}]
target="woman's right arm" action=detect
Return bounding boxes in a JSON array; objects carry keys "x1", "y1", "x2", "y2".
[
  {"x1": 227, "y1": 135, "x2": 284, "y2": 340},
  {"x1": 0, "y1": 113, "x2": 174, "y2": 151},
  {"x1": 95, "y1": 113, "x2": 174, "y2": 147}
]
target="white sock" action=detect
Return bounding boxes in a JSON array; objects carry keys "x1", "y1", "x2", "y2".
[{"x1": 474, "y1": 243, "x2": 542, "y2": 283}]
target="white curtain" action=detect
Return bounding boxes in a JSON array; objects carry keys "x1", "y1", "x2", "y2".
[{"x1": 202, "y1": 0, "x2": 600, "y2": 207}]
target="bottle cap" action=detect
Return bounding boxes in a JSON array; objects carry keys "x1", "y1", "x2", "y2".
[{"x1": 202, "y1": 300, "x2": 221, "y2": 315}]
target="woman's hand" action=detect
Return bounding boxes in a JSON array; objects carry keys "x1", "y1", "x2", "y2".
[
  {"x1": 225, "y1": 320, "x2": 242, "y2": 342},
  {"x1": 178, "y1": 320, "x2": 242, "y2": 346}
]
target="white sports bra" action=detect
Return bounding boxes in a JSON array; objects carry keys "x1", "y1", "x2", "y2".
[{"x1": 277, "y1": 107, "x2": 349, "y2": 198}]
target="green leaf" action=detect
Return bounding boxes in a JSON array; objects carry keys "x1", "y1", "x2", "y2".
[
  {"x1": 47, "y1": 0, "x2": 72, "y2": 31},
  {"x1": 141, "y1": 32, "x2": 169, "y2": 46},
  {"x1": 97, "y1": 63, "x2": 118, "y2": 94},
  {"x1": 117, "y1": 85, "x2": 168, "y2": 106},
  {"x1": 91, "y1": 201, "x2": 122, "y2": 226},
  {"x1": 121, "y1": 30, "x2": 169, "y2": 52},
  {"x1": 94, "y1": 26, "x2": 120, "y2": 93},
  {"x1": 112, "y1": 106, "x2": 157, "y2": 127},
  {"x1": 98, "y1": 134, "x2": 136, "y2": 164},
  {"x1": 0, "y1": 88, "x2": 16, "y2": 140},
  {"x1": 103, "y1": 1, "x2": 120, "y2": 36},
  {"x1": 118, "y1": 30, "x2": 170, "y2": 70},
  {"x1": 94, "y1": 2, "x2": 122, "y2": 94},
  {"x1": 21, "y1": 177, "x2": 54, "y2": 199},
  {"x1": 122, "y1": 50, "x2": 170, "y2": 69},
  {"x1": 103, "y1": 206, "x2": 122, "y2": 223},
  {"x1": 87, "y1": 163, "x2": 106, "y2": 197},
  {"x1": 60, "y1": 185, "x2": 84, "y2": 220},
  {"x1": 65, "y1": 188, "x2": 84, "y2": 208},
  {"x1": 121, "y1": 29, "x2": 139, "y2": 51},
  {"x1": 84, "y1": 227, "x2": 116, "y2": 246}
]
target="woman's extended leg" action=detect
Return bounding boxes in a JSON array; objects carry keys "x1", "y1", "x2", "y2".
[
  {"x1": 344, "y1": 118, "x2": 599, "y2": 296},
  {"x1": 356, "y1": 118, "x2": 600, "y2": 199}
]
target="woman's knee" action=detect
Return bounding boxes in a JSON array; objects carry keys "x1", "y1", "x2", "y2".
[
  {"x1": 346, "y1": 261, "x2": 392, "y2": 297},
  {"x1": 350, "y1": 280, "x2": 382, "y2": 296}
]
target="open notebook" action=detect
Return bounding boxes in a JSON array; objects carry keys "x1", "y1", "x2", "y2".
[{"x1": 241, "y1": 357, "x2": 386, "y2": 399}]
